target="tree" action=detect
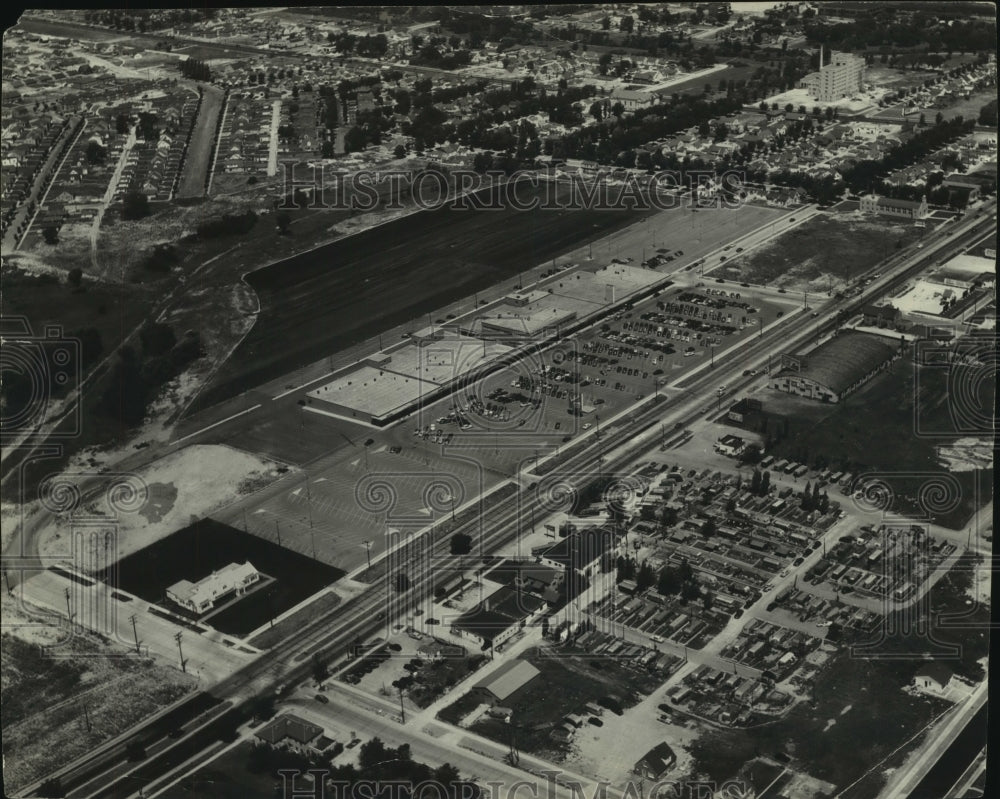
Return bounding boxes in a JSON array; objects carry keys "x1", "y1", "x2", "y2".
[
  {"x1": 43, "y1": 226, "x2": 59, "y2": 245},
  {"x1": 67, "y1": 267, "x2": 83, "y2": 288},
  {"x1": 311, "y1": 654, "x2": 329, "y2": 683},
  {"x1": 750, "y1": 469, "x2": 762, "y2": 495},
  {"x1": 121, "y1": 192, "x2": 151, "y2": 221},
  {"x1": 701, "y1": 518, "x2": 717, "y2": 538},
  {"x1": 636, "y1": 560, "x2": 656, "y2": 592},
  {"x1": 393, "y1": 143, "x2": 407, "y2": 159},
  {"x1": 657, "y1": 566, "x2": 680, "y2": 596},
  {"x1": 86, "y1": 140, "x2": 106, "y2": 164},
  {"x1": 275, "y1": 211, "x2": 291, "y2": 234},
  {"x1": 449, "y1": 532, "x2": 472, "y2": 555}
]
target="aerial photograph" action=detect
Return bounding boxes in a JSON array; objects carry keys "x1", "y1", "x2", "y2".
[{"x1": 0, "y1": 3, "x2": 995, "y2": 798}]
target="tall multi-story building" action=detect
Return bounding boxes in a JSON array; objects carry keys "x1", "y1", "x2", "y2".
[{"x1": 799, "y1": 46, "x2": 867, "y2": 103}]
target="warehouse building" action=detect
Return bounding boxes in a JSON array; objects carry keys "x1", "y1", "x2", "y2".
[
  {"x1": 474, "y1": 659, "x2": 540, "y2": 704},
  {"x1": 770, "y1": 332, "x2": 900, "y2": 403}
]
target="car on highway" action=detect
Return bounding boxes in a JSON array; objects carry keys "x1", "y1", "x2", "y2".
[
  {"x1": 650, "y1": 634, "x2": 664, "y2": 644},
  {"x1": 315, "y1": 694, "x2": 329, "y2": 704},
  {"x1": 794, "y1": 557, "x2": 805, "y2": 566}
]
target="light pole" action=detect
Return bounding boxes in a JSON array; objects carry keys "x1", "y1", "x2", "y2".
[
  {"x1": 363, "y1": 540, "x2": 373, "y2": 570},
  {"x1": 174, "y1": 632, "x2": 186, "y2": 673},
  {"x1": 130, "y1": 614, "x2": 140, "y2": 654}
]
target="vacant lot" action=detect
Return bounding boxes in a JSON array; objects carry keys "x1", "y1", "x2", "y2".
[
  {"x1": 195, "y1": 182, "x2": 660, "y2": 409},
  {"x1": 1, "y1": 630, "x2": 194, "y2": 794},
  {"x1": 724, "y1": 215, "x2": 921, "y2": 291}
]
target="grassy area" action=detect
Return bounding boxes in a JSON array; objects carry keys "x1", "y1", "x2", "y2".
[
  {"x1": 1, "y1": 629, "x2": 194, "y2": 794},
  {"x1": 756, "y1": 354, "x2": 992, "y2": 529},
  {"x1": 724, "y1": 215, "x2": 922, "y2": 291},
  {"x1": 408, "y1": 651, "x2": 489, "y2": 708},
  {"x1": 248, "y1": 591, "x2": 342, "y2": 649},
  {"x1": 468, "y1": 645, "x2": 660, "y2": 756},
  {"x1": 177, "y1": 85, "x2": 225, "y2": 198},
  {"x1": 158, "y1": 742, "x2": 280, "y2": 799}
]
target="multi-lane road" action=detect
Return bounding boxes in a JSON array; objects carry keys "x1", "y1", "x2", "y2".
[{"x1": 17, "y1": 201, "x2": 995, "y2": 798}]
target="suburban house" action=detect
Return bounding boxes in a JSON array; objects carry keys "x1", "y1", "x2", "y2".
[
  {"x1": 716, "y1": 434, "x2": 747, "y2": 457},
  {"x1": 255, "y1": 714, "x2": 323, "y2": 753},
  {"x1": 912, "y1": 662, "x2": 955, "y2": 695},
  {"x1": 861, "y1": 303, "x2": 903, "y2": 329},
  {"x1": 634, "y1": 742, "x2": 677, "y2": 780}
]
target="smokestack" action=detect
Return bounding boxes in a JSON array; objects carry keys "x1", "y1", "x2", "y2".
[{"x1": 819, "y1": 45, "x2": 824, "y2": 71}]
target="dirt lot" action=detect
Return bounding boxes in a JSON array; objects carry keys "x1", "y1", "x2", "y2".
[{"x1": 722, "y1": 214, "x2": 922, "y2": 292}]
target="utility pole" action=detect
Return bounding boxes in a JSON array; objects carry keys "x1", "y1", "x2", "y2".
[
  {"x1": 64, "y1": 587, "x2": 73, "y2": 624},
  {"x1": 82, "y1": 702, "x2": 92, "y2": 732},
  {"x1": 130, "y1": 614, "x2": 140, "y2": 654},
  {"x1": 398, "y1": 686, "x2": 406, "y2": 723},
  {"x1": 174, "y1": 632, "x2": 186, "y2": 673},
  {"x1": 363, "y1": 539, "x2": 373, "y2": 570}
]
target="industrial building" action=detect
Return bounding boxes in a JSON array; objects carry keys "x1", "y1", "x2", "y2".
[
  {"x1": 166, "y1": 562, "x2": 260, "y2": 614},
  {"x1": 770, "y1": 332, "x2": 900, "y2": 403}
]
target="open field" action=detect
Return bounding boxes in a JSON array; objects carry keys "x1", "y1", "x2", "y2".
[
  {"x1": 0, "y1": 626, "x2": 195, "y2": 794},
  {"x1": 658, "y1": 63, "x2": 759, "y2": 98},
  {"x1": 99, "y1": 518, "x2": 344, "y2": 636},
  {"x1": 722, "y1": 214, "x2": 923, "y2": 292},
  {"x1": 176, "y1": 85, "x2": 226, "y2": 199},
  {"x1": 0, "y1": 261, "x2": 153, "y2": 406},
  {"x1": 753, "y1": 347, "x2": 994, "y2": 529}
]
